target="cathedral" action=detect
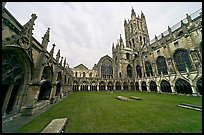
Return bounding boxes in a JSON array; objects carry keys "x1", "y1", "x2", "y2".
[{"x1": 2, "y1": 3, "x2": 202, "y2": 123}]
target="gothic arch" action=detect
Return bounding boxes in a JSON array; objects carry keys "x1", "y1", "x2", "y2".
[
  {"x1": 38, "y1": 80, "x2": 52, "y2": 100},
  {"x1": 173, "y1": 48, "x2": 193, "y2": 72},
  {"x1": 99, "y1": 81, "x2": 105, "y2": 91},
  {"x1": 135, "y1": 82, "x2": 140, "y2": 91},
  {"x1": 149, "y1": 81, "x2": 157, "y2": 92},
  {"x1": 156, "y1": 56, "x2": 168, "y2": 75},
  {"x1": 127, "y1": 64, "x2": 132, "y2": 78},
  {"x1": 123, "y1": 82, "x2": 129, "y2": 90},
  {"x1": 160, "y1": 80, "x2": 172, "y2": 93},
  {"x1": 145, "y1": 61, "x2": 153, "y2": 77},
  {"x1": 90, "y1": 81, "x2": 97, "y2": 91},
  {"x1": 136, "y1": 65, "x2": 142, "y2": 78},
  {"x1": 81, "y1": 81, "x2": 88, "y2": 91},
  {"x1": 130, "y1": 82, "x2": 135, "y2": 91},
  {"x1": 107, "y1": 81, "x2": 113, "y2": 91},
  {"x1": 73, "y1": 80, "x2": 79, "y2": 91},
  {"x1": 141, "y1": 81, "x2": 147, "y2": 91},
  {"x1": 115, "y1": 82, "x2": 121, "y2": 90},
  {"x1": 175, "y1": 79, "x2": 192, "y2": 94},
  {"x1": 2, "y1": 45, "x2": 33, "y2": 115}
]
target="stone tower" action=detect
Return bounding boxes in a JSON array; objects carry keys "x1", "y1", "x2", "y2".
[{"x1": 124, "y1": 8, "x2": 150, "y2": 52}]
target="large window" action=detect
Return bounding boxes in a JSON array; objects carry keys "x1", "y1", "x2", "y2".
[
  {"x1": 101, "y1": 59, "x2": 113, "y2": 79},
  {"x1": 127, "y1": 64, "x2": 132, "y2": 78},
  {"x1": 136, "y1": 65, "x2": 142, "y2": 78},
  {"x1": 173, "y1": 49, "x2": 193, "y2": 72},
  {"x1": 145, "y1": 61, "x2": 153, "y2": 77},
  {"x1": 156, "y1": 56, "x2": 168, "y2": 75}
]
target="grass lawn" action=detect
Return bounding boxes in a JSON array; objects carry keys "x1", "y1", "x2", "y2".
[{"x1": 17, "y1": 91, "x2": 202, "y2": 133}]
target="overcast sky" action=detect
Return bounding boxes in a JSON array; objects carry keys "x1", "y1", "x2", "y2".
[{"x1": 5, "y1": 2, "x2": 202, "y2": 69}]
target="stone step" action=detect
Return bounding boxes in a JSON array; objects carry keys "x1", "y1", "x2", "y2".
[{"x1": 41, "y1": 118, "x2": 67, "y2": 133}]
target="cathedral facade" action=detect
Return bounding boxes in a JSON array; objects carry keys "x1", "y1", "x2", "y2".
[{"x1": 72, "y1": 8, "x2": 202, "y2": 96}]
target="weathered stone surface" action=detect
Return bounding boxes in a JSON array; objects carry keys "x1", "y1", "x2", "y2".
[
  {"x1": 41, "y1": 118, "x2": 67, "y2": 133},
  {"x1": 116, "y1": 96, "x2": 130, "y2": 101},
  {"x1": 130, "y1": 96, "x2": 142, "y2": 100}
]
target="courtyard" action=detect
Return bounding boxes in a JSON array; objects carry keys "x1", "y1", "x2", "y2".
[{"x1": 16, "y1": 91, "x2": 202, "y2": 133}]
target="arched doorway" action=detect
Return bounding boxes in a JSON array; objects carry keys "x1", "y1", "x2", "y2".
[
  {"x1": 175, "y1": 79, "x2": 192, "y2": 94},
  {"x1": 160, "y1": 80, "x2": 172, "y2": 93},
  {"x1": 196, "y1": 78, "x2": 202, "y2": 95},
  {"x1": 141, "y1": 81, "x2": 147, "y2": 91},
  {"x1": 115, "y1": 82, "x2": 121, "y2": 90},
  {"x1": 73, "y1": 80, "x2": 79, "y2": 92},
  {"x1": 150, "y1": 81, "x2": 157, "y2": 92},
  {"x1": 2, "y1": 46, "x2": 32, "y2": 116},
  {"x1": 38, "y1": 80, "x2": 52, "y2": 100},
  {"x1": 81, "y1": 81, "x2": 88, "y2": 91},
  {"x1": 135, "y1": 82, "x2": 139, "y2": 91},
  {"x1": 90, "y1": 81, "x2": 97, "y2": 91},
  {"x1": 123, "y1": 82, "x2": 129, "y2": 90},
  {"x1": 130, "y1": 82, "x2": 135, "y2": 91},
  {"x1": 107, "y1": 82, "x2": 113, "y2": 91},
  {"x1": 99, "y1": 81, "x2": 105, "y2": 91}
]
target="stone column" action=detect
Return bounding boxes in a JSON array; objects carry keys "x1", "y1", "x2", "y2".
[
  {"x1": 88, "y1": 85, "x2": 90, "y2": 92},
  {"x1": 157, "y1": 85, "x2": 160, "y2": 93},
  {"x1": 191, "y1": 85, "x2": 198, "y2": 96},
  {"x1": 171, "y1": 85, "x2": 176, "y2": 94}
]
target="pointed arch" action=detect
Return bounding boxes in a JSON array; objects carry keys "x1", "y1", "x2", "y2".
[
  {"x1": 160, "y1": 80, "x2": 172, "y2": 93},
  {"x1": 145, "y1": 61, "x2": 153, "y2": 77},
  {"x1": 173, "y1": 49, "x2": 193, "y2": 72},
  {"x1": 150, "y1": 81, "x2": 157, "y2": 92},
  {"x1": 127, "y1": 64, "x2": 132, "y2": 78},
  {"x1": 175, "y1": 79, "x2": 192, "y2": 94},
  {"x1": 136, "y1": 65, "x2": 142, "y2": 78},
  {"x1": 156, "y1": 56, "x2": 168, "y2": 75}
]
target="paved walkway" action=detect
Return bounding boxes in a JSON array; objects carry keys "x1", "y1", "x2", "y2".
[{"x1": 2, "y1": 103, "x2": 55, "y2": 133}]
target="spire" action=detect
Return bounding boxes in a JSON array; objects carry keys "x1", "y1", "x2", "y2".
[
  {"x1": 186, "y1": 13, "x2": 192, "y2": 24},
  {"x1": 112, "y1": 43, "x2": 114, "y2": 49},
  {"x1": 155, "y1": 35, "x2": 158, "y2": 42},
  {"x1": 56, "y1": 49, "x2": 60, "y2": 63},
  {"x1": 60, "y1": 56, "x2": 63, "y2": 66},
  {"x1": 41, "y1": 28, "x2": 50, "y2": 50},
  {"x1": 119, "y1": 34, "x2": 124, "y2": 48},
  {"x1": 131, "y1": 7, "x2": 136, "y2": 16},
  {"x1": 50, "y1": 43, "x2": 56, "y2": 57},
  {"x1": 141, "y1": 10, "x2": 145, "y2": 19},
  {"x1": 131, "y1": 7, "x2": 136, "y2": 20},
  {"x1": 124, "y1": 19, "x2": 127, "y2": 26},
  {"x1": 63, "y1": 57, "x2": 66, "y2": 67}
]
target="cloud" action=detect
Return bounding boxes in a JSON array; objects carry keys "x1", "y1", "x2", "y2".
[{"x1": 5, "y1": 2, "x2": 202, "y2": 69}]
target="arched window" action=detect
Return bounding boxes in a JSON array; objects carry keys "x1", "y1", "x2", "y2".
[
  {"x1": 136, "y1": 65, "x2": 142, "y2": 78},
  {"x1": 135, "y1": 82, "x2": 139, "y2": 91},
  {"x1": 175, "y1": 79, "x2": 192, "y2": 94},
  {"x1": 116, "y1": 82, "x2": 121, "y2": 90},
  {"x1": 156, "y1": 56, "x2": 168, "y2": 75},
  {"x1": 173, "y1": 49, "x2": 193, "y2": 72},
  {"x1": 141, "y1": 81, "x2": 147, "y2": 91},
  {"x1": 126, "y1": 53, "x2": 130, "y2": 60},
  {"x1": 160, "y1": 80, "x2": 171, "y2": 93},
  {"x1": 123, "y1": 82, "x2": 128, "y2": 90},
  {"x1": 101, "y1": 59, "x2": 113, "y2": 79},
  {"x1": 75, "y1": 72, "x2": 77, "y2": 77},
  {"x1": 89, "y1": 72, "x2": 92, "y2": 78},
  {"x1": 83, "y1": 72, "x2": 86, "y2": 78},
  {"x1": 150, "y1": 81, "x2": 157, "y2": 92},
  {"x1": 145, "y1": 61, "x2": 153, "y2": 77},
  {"x1": 127, "y1": 64, "x2": 132, "y2": 78}
]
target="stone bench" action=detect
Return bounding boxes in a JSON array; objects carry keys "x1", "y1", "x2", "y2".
[
  {"x1": 177, "y1": 103, "x2": 202, "y2": 112},
  {"x1": 116, "y1": 96, "x2": 130, "y2": 101},
  {"x1": 41, "y1": 118, "x2": 67, "y2": 133},
  {"x1": 130, "y1": 96, "x2": 142, "y2": 100}
]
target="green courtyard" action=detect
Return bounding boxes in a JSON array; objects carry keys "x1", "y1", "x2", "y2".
[{"x1": 17, "y1": 91, "x2": 202, "y2": 133}]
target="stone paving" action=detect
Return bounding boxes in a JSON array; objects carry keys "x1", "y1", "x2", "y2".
[{"x1": 2, "y1": 103, "x2": 55, "y2": 133}]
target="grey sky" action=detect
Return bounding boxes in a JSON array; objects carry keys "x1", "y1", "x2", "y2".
[{"x1": 5, "y1": 2, "x2": 202, "y2": 69}]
